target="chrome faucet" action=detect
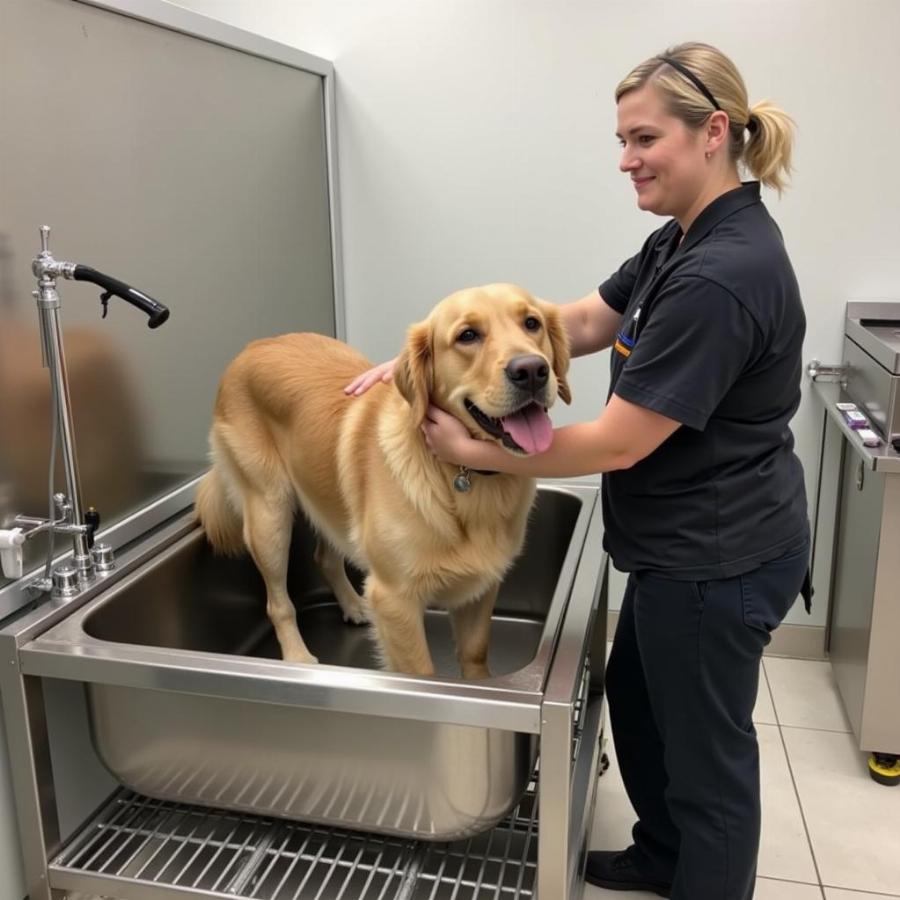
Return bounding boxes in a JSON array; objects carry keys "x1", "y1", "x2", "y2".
[{"x1": 0, "y1": 226, "x2": 169, "y2": 596}]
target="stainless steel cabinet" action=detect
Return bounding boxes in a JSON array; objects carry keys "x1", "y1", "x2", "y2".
[{"x1": 829, "y1": 446, "x2": 900, "y2": 758}]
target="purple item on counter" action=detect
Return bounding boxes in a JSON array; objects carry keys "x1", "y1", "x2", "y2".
[{"x1": 844, "y1": 410, "x2": 869, "y2": 429}]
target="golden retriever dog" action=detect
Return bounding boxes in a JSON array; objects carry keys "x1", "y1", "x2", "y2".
[{"x1": 195, "y1": 284, "x2": 570, "y2": 676}]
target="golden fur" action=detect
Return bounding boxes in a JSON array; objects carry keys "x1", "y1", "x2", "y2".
[{"x1": 195, "y1": 284, "x2": 570, "y2": 676}]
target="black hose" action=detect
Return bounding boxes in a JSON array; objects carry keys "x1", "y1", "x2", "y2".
[{"x1": 72, "y1": 265, "x2": 170, "y2": 328}]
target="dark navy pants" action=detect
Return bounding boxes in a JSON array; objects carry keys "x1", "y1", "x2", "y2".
[{"x1": 605, "y1": 541, "x2": 810, "y2": 900}]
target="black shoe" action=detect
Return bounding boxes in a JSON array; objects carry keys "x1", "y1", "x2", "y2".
[{"x1": 584, "y1": 849, "x2": 672, "y2": 896}]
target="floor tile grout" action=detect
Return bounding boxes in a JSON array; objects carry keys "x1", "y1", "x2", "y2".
[
  {"x1": 758, "y1": 875, "x2": 822, "y2": 885},
  {"x1": 762, "y1": 659, "x2": 780, "y2": 727},
  {"x1": 763, "y1": 656, "x2": 853, "y2": 734},
  {"x1": 764, "y1": 660, "x2": 828, "y2": 892},
  {"x1": 757, "y1": 874, "x2": 827, "y2": 899},
  {"x1": 820, "y1": 889, "x2": 900, "y2": 898},
  {"x1": 759, "y1": 667, "x2": 821, "y2": 894},
  {"x1": 777, "y1": 718, "x2": 826, "y2": 889},
  {"x1": 778, "y1": 723, "x2": 853, "y2": 735},
  {"x1": 764, "y1": 658, "x2": 900, "y2": 899}
]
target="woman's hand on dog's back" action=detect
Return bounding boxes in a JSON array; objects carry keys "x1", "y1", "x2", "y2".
[{"x1": 345, "y1": 358, "x2": 397, "y2": 396}]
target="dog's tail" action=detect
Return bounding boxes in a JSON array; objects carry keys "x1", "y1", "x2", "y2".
[{"x1": 195, "y1": 465, "x2": 244, "y2": 556}]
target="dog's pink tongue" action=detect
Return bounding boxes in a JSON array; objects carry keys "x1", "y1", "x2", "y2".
[{"x1": 501, "y1": 404, "x2": 553, "y2": 455}]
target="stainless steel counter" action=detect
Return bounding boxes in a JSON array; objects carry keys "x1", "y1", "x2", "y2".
[{"x1": 811, "y1": 381, "x2": 900, "y2": 473}]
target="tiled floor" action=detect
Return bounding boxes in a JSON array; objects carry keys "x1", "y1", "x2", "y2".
[
  {"x1": 586, "y1": 651, "x2": 900, "y2": 899},
  {"x1": 63, "y1": 653, "x2": 900, "y2": 900}
]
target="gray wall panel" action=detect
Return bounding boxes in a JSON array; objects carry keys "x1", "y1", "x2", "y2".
[
  {"x1": 0, "y1": 0, "x2": 336, "y2": 588},
  {"x1": 0, "y1": 4, "x2": 338, "y2": 894}
]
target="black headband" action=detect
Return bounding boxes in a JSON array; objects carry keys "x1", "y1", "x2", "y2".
[
  {"x1": 656, "y1": 56, "x2": 757, "y2": 133},
  {"x1": 657, "y1": 56, "x2": 721, "y2": 111}
]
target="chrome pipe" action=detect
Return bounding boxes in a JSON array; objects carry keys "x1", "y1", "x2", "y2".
[
  {"x1": 33, "y1": 228, "x2": 93, "y2": 578},
  {"x1": 806, "y1": 358, "x2": 849, "y2": 384},
  {"x1": 38, "y1": 305, "x2": 90, "y2": 560}
]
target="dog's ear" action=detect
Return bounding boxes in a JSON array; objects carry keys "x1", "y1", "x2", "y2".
[
  {"x1": 542, "y1": 301, "x2": 572, "y2": 404},
  {"x1": 394, "y1": 320, "x2": 434, "y2": 424}
]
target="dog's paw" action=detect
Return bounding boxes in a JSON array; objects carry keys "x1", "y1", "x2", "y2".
[
  {"x1": 341, "y1": 603, "x2": 369, "y2": 626},
  {"x1": 336, "y1": 593, "x2": 370, "y2": 625},
  {"x1": 282, "y1": 649, "x2": 319, "y2": 664}
]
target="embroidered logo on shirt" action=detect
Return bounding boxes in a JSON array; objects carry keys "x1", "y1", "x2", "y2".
[
  {"x1": 614, "y1": 305, "x2": 642, "y2": 359},
  {"x1": 614, "y1": 332, "x2": 635, "y2": 357}
]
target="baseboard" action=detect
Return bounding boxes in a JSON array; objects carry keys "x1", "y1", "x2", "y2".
[
  {"x1": 606, "y1": 611, "x2": 826, "y2": 660},
  {"x1": 764, "y1": 622, "x2": 827, "y2": 659}
]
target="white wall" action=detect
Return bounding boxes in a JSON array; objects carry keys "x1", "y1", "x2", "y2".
[{"x1": 170, "y1": 0, "x2": 900, "y2": 626}]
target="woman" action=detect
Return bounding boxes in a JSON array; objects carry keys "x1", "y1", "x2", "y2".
[{"x1": 347, "y1": 42, "x2": 809, "y2": 900}]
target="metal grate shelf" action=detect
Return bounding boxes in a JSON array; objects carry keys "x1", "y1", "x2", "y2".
[
  {"x1": 53, "y1": 664, "x2": 593, "y2": 900},
  {"x1": 53, "y1": 782, "x2": 539, "y2": 900},
  {"x1": 410, "y1": 788, "x2": 539, "y2": 899}
]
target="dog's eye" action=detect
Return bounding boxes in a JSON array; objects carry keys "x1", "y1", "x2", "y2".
[
  {"x1": 524, "y1": 316, "x2": 541, "y2": 332},
  {"x1": 457, "y1": 328, "x2": 480, "y2": 344}
]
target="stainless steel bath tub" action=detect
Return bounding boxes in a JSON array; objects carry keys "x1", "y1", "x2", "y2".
[{"x1": 21, "y1": 484, "x2": 603, "y2": 842}]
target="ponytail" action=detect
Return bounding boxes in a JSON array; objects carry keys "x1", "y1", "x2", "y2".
[{"x1": 743, "y1": 101, "x2": 795, "y2": 194}]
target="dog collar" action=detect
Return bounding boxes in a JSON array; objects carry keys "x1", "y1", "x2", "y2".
[{"x1": 453, "y1": 465, "x2": 499, "y2": 492}]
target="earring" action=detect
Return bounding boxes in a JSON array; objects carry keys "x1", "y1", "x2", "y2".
[{"x1": 705, "y1": 151, "x2": 711, "y2": 159}]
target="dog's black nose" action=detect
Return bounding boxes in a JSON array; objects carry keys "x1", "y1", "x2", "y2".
[{"x1": 505, "y1": 355, "x2": 549, "y2": 394}]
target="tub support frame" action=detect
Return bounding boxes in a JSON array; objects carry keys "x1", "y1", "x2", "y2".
[{"x1": 0, "y1": 483, "x2": 608, "y2": 900}]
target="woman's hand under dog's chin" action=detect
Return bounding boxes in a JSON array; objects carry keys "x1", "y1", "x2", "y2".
[
  {"x1": 422, "y1": 404, "x2": 522, "y2": 470},
  {"x1": 421, "y1": 404, "x2": 478, "y2": 466}
]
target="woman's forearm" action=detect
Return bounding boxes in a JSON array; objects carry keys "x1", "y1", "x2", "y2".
[
  {"x1": 424, "y1": 395, "x2": 681, "y2": 479},
  {"x1": 456, "y1": 420, "x2": 634, "y2": 478}
]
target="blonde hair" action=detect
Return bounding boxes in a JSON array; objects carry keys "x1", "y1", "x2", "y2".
[{"x1": 616, "y1": 42, "x2": 795, "y2": 193}]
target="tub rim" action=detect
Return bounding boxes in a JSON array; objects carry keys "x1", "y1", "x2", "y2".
[{"x1": 9, "y1": 481, "x2": 603, "y2": 734}]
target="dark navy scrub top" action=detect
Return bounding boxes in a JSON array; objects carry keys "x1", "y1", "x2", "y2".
[{"x1": 599, "y1": 181, "x2": 808, "y2": 581}]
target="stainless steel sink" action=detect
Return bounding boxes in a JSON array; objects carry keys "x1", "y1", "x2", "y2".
[
  {"x1": 18, "y1": 483, "x2": 604, "y2": 845},
  {"x1": 81, "y1": 488, "x2": 580, "y2": 676}
]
